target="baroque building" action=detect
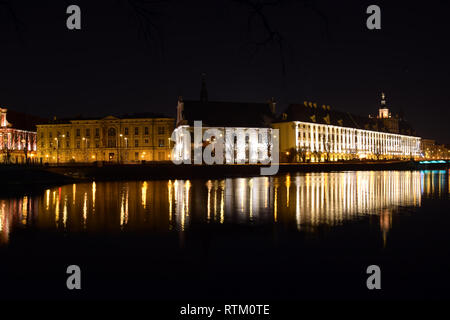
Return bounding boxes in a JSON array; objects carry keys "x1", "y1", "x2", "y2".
[
  {"x1": 273, "y1": 95, "x2": 422, "y2": 162},
  {"x1": 0, "y1": 108, "x2": 39, "y2": 164},
  {"x1": 36, "y1": 113, "x2": 174, "y2": 164}
]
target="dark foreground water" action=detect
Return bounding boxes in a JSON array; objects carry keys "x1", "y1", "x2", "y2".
[{"x1": 1, "y1": 170, "x2": 449, "y2": 300}]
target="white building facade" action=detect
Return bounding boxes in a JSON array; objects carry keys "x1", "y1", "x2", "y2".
[
  {"x1": 172, "y1": 124, "x2": 275, "y2": 164},
  {"x1": 274, "y1": 120, "x2": 422, "y2": 162}
]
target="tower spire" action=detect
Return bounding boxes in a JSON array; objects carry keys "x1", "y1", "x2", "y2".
[
  {"x1": 200, "y1": 73, "x2": 208, "y2": 102},
  {"x1": 381, "y1": 92, "x2": 386, "y2": 106}
]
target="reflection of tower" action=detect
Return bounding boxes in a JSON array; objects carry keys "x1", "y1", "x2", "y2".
[
  {"x1": 200, "y1": 73, "x2": 208, "y2": 102},
  {"x1": 380, "y1": 208, "x2": 392, "y2": 248}
]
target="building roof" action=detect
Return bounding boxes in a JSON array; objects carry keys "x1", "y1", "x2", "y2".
[
  {"x1": 179, "y1": 100, "x2": 276, "y2": 128},
  {"x1": 39, "y1": 112, "x2": 173, "y2": 125},
  {"x1": 277, "y1": 103, "x2": 417, "y2": 136},
  {"x1": 3, "y1": 109, "x2": 48, "y2": 131}
]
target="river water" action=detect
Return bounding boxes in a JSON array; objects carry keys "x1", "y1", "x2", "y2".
[{"x1": 1, "y1": 170, "x2": 449, "y2": 300}]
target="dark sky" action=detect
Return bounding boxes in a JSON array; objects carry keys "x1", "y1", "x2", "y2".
[{"x1": 0, "y1": 0, "x2": 449, "y2": 142}]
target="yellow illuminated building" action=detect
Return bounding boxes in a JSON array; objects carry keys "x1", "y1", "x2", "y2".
[{"x1": 37, "y1": 114, "x2": 174, "y2": 163}]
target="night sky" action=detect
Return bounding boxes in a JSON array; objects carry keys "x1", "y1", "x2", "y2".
[{"x1": 0, "y1": 0, "x2": 449, "y2": 142}]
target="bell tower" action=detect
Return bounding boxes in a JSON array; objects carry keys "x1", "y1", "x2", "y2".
[{"x1": 378, "y1": 92, "x2": 390, "y2": 119}]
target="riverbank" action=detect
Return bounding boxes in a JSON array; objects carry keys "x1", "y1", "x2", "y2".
[
  {"x1": 35, "y1": 160, "x2": 450, "y2": 181},
  {"x1": 0, "y1": 165, "x2": 79, "y2": 195}
]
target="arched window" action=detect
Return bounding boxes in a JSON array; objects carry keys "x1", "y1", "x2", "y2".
[
  {"x1": 108, "y1": 128, "x2": 116, "y2": 137},
  {"x1": 107, "y1": 128, "x2": 117, "y2": 147}
]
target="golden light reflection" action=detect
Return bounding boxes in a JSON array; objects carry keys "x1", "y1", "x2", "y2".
[
  {"x1": 168, "y1": 180, "x2": 173, "y2": 227},
  {"x1": 141, "y1": 181, "x2": 147, "y2": 209},
  {"x1": 63, "y1": 195, "x2": 68, "y2": 230},
  {"x1": 0, "y1": 201, "x2": 6, "y2": 242},
  {"x1": 55, "y1": 191, "x2": 60, "y2": 227},
  {"x1": 285, "y1": 174, "x2": 291, "y2": 207},
  {"x1": 22, "y1": 196, "x2": 28, "y2": 225},
  {"x1": 220, "y1": 180, "x2": 225, "y2": 224},
  {"x1": 92, "y1": 181, "x2": 96, "y2": 211},
  {"x1": 83, "y1": 192, "x2": 87, "y2": 229},
  {"x1": 72, "y1": 184, "x2": 76, "y2": 205},
  {"x1": 206, "y1": 180, "x2": 212, "y2": 221},
  {"x1": 45, "y1": 189, "x2": 50, "y2": 210},
  {"x1": 0, "y1": 170, "x2": 447, "y2": 247},
  {"x1": 274, "y1": 178, "x2": 278, "y2": 222}
]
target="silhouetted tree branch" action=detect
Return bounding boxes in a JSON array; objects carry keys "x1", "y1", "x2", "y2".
[
  {"x1": 0, "y1": 0, "x2": 25, "y2": 40},
  {"x1": 234, "y1": 0, "x2": 330, "y2": 75}
]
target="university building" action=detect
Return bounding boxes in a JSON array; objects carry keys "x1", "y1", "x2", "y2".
[
  {"x1": 273, "y1": 94, "x2": 422, "y2": 162},
  {"x1": 37, "y1": 113, "x2": 174, "y2": 164},
  {"x1": 172, "y1": 75, "x2": 277, "y2": 164},
  {"x1": 0, "y1": 108, "x2": 39, "y2": 164}
]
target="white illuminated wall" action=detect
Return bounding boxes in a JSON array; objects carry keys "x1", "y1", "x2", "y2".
[
  {"x1": 172, "y1": 126, "x2": 274, "y2": 164},
  {"x1": 293, "y1": 121, "x2": 421, "y2": 159}
]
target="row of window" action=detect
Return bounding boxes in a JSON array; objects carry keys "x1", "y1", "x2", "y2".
[
  {"x1": 40, "y1": 126, "x2": 167, "y2": 139},
  {"x1": 41, "y1": 138, "x2": 167, "y2": 149}
]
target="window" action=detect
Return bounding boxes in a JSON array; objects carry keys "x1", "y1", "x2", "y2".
[
  {"x1": 57, "y1": 131, "x2": 61, "y2": 137},
  {"x1": 49, "y1": 132, "x2": 53, "y2": 138},
  {"x1": 135, "y1": 140, "x2": 139, "y2": 147},
  {"x1": 66, "y1": 141, "x2": 70, "y2": 148},
  {"x1": 95, "y1": 142, "x2": 100, "y2": 148},
  {"x1": 76, "y1": 141, "x2": 80, "y2": 149},
  {"x1": 40, "y1": 132, "x2": 44, "y2": 138},
  {"x1": 144, "y1": 127, "x2": 149, "y2": 135},
  {"x1": 135, "y1": 127, "x2": 139, "y2": 135},
  {"x1": 66, "y1": 131, "x2": 70, "y2": 138},
  {"x1": 158, "y1": 126, "x2": 165, "y2": 135},
  {"x1": 41, "y1": 142, "x2": 44, "y2": 148},
  {"x1": 87, "y1": 141, "x2": 90, "y2": 148},
  {"x1": 95, "y1": 128, "x2": 99, "y2": 137},
  {"x1": 124, "y1": 127, "x2": 129, "y2": 135},
  {"x1": 86, "y1": 129, "x2": 90, "y2": 137},
  {"x1": 108, "y1": 128, "x2": 116, "y2": 136},
  {"x1": 158, "y1": 139, "x2": 164, "y2": 147},
  {"x1": 76, "y1": 129, "x2": 80, "y2": 137},
  {"x1": 135, "y1": 152, "x2": 139, "y2": 161}
]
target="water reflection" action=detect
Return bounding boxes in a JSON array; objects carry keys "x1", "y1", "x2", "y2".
[{"x1": 1, "y1": 170, "x2": 449, "y2": 245}]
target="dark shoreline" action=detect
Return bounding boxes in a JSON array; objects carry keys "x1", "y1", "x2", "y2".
[{"x1": 1, "y1": 160, "x2": 449, "y2": 195}]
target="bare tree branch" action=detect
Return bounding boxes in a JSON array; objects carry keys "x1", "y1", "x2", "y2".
[
  {"x1": 0, "y1": 0, "x2": 25, "y2": 41},
  {"x1": 234, "y1": 0, "x2": 330, "y2": 75}
]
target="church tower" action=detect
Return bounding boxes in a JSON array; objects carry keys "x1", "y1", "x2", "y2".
[
  {"x1": 378, "y1": 92, "x2": 390, "y2": 119},
  {"x1": 200, "y1": 73, "x2": 208, "y2": 102}
]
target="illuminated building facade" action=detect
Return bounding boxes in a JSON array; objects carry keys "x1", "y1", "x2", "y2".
[
  {"x1": 274, "y1": 96, "x2": 421, "y2": 162},
  {"x1": 421, "y1": 139, "x2": 450, "y2": 160},
  {"x1": 173, "y1": 96, "x2": 277, "y2": 164},
  {"x1": 0, "y1": 108, "x2": 38, "y2": 164},
  {"x1": 37, "y1": 114, "x2": 174, "y2": 163}
]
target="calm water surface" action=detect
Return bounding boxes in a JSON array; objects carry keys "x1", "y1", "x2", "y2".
[{"x1": 1, "y1": 170, "x2": 449, "y2": 300}]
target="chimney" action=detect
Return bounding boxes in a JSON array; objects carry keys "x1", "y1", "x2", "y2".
[{"x1": 268, "y1": 97, "x2": 276, "y2": 114}]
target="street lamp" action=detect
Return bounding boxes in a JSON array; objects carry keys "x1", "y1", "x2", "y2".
[
  {"x1": 82, "y1": 137, "x2": 88, "y2": 162},
  {"x1": 54, "y1": 137, "x2": 59, "y2": 165}
]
